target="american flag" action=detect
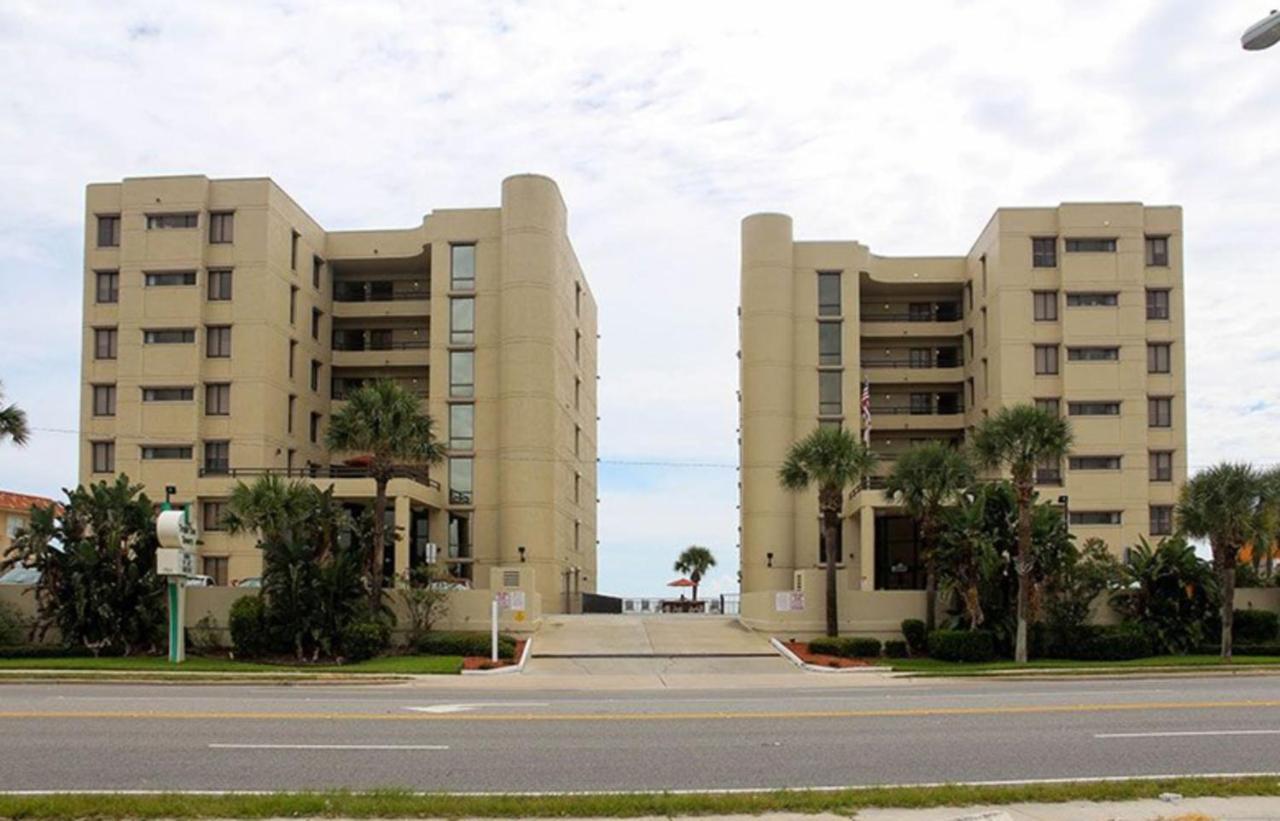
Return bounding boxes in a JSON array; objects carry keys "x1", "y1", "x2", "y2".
[{"x1": 860, "y1": 378, "x2": 872, "y2": 445}]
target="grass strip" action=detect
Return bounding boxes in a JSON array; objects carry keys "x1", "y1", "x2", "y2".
[
  {"x1": 886, "y1": 655, "x2": 1280, "y2": 675},
  {"x1": 0, "y1": 776, "x2": 1277, "y2": 818},
  {"x1": 0, "y1": 654, "x2": 463, "y2": 675}
]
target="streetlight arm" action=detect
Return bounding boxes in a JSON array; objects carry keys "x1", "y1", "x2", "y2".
[{"x1": 1242, "y1": 9, "x2": 1280, "y2": 50}]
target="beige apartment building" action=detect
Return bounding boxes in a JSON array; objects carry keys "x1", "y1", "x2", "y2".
[
  {"x1": 739, "y1": 203, "x2": 1186, "y2": 634},
  {"x1": 79, "y1": 173, "x2": 597, "y2": 612}
]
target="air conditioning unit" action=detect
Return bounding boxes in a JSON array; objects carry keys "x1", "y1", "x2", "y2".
[{"x1": 502, "y1": 570, "x2": 521, "y2": 589}]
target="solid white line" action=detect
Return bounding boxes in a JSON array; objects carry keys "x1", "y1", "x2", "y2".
[
  {"x1": 405, "y1": 701, "x2": 550, "y2": 714},
  {"x1": 1096, "y1": 729, "x2": 1280, "y2": 739},
  {"x1": 207, "y1": 743, "x2": 448, "y2": 751}
]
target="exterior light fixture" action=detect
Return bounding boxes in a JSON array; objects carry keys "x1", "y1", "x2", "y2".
[
  {"x1": 518, "y1": 545, "x2": 526, "y2": 563},
  {"x1": 1243, "y1": 9, "x2": 1280, "y2": 49},
  {"x1": 766, "y1": 552, "x2": 774, "y2": 567}
]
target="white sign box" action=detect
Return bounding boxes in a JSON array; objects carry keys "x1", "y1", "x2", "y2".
[{"x1": 775, "y1": 591, "x2": 805, "y2": 612}]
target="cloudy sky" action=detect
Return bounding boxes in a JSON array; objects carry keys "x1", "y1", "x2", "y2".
[{"x1": 0, "y1": 1, "x2": 1277, "y2": 597}]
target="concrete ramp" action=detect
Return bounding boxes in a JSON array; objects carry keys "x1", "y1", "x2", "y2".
[{"x1": 532, "y1": 614, "x2": 774, "y2": 658}]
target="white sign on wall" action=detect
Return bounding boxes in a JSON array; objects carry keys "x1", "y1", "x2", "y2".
[
  {"x1": 775, "y1": 591, "x2": 805, "y2": 612},
  {"x1": 496, "y1": 590, "x2": 526, "y2": 611}
]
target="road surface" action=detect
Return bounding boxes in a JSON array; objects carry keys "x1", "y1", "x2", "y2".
[{"x1": 2, "y1": 675, "x2": 1279, "y2": 792}]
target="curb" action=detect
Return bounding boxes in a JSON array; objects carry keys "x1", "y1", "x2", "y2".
[
  {"x1": 460, "y1": 636, "x2": 533, "y2": 676},
  {"x1": 769, "y1": 637, "x2": 883, "y2": 674}
]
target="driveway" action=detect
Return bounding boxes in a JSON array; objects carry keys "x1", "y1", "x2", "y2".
[{"x1": 531, "y1": 614, "x2": 775, "y2": 657}]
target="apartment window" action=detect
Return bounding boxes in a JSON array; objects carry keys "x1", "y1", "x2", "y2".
[
  {"x1": 980, "y1": 254, "x2": 987, "y2": 294},
  {"x1": 311, "y1": 308, "x2": 322, "y2": 341},
  {"x1": 965, "y1": 378, "x2": 974, "y2": 408},
  {"x1": 1145, "y1": 236, "x2": 1169, "y2": 266},
  {"x1": 449, "y1": 457, "x2": 474, "y2": 505},
  {"x1": 209, "y1": 212, "x2": 234, "y2": 244},
  {"x1": 981, "y1": 307, "x2": 988, "y2": 343},
  {"x1": 1147, "y1": 343, "x2": 1171, "y2": 373},
  {"x1": 1033, "y1": 291, "x2": 1058, "y2": 321},
  {"x1": 289, "y1": 286, "x2": 298, "y2": 324},
  {"x1": 144, "y1": 386, "x2": 194, "y2": 402},
  {"x1": 1150, "y1": 451, "x2": 1174, "y2": 482},
  {"x1": 145, "y1": 271, "x2": 197, "y2": 287},
  {"x1": 575, "y1": 282, "x2": 583, "y2": 317},
  {"x1": 1149, "y1": 397, "x2": 1172, "y2": 428},
  {"x1": 451, "y1": 244, "x2": 476, "y2": 290},
  {"x1": 1068, "y1": 401, "x2": 1121, "y2": 416},
  {"x1": 574, "y1": 377, "x2": 581, "y2": 411},
  {"x1": 203, "y1": 441, "x2": 230, "y2": 474},
  {"x1": 909, "y1": 392, "x2": 932, "y2": 415},
  {"x1": 287, "y1": 395, "x2": 296, "y2": 433},
  {"x1": 96, "y1": 215, "x2": 121, "y2": 247},
  {"x1": 964, "y1": 281, "x2": 973, "y2": 312},
  {"x1": 92, "y1": 384, "x2": 116, "y2": 416},
  {"x1": 575, "y1": 424, "x2": 582, "y2": 458},
  {"x1": 1034, "y1": 345, "x2": 1059, "y2": 375},
  {"x1": 1036, "y1": 457, "x2": 1062, "y2": 485},
  {"x1": 1069, "y1": 455, "x2": 1122, "y2": 470},
  {"x1": 1066, "y1": 292, "x2": 1118, "y2": 307},
  {"x1": 141, "y1": 445, "x2": 193, "y2": 460},
  {"x1": 286, "y1": 449, "x2": 296, "y2": 473},
  {"x1": 451, "y1": 297, "x2": 475, "y2": 345},
  {"x1": 818, "y1": 370, "x2": 842, "y2": 416},
  {"x1": 574, "y1": 473, "x2": 581, "y2": 505},
  {"x1": 818, "y1": 322, "x2": 841, "y2": 365},
  {"x1": 202, "y1": 501, "x2": 227, "y2": 532},
  {"x1": 1032, "y1": 237, "x2": 1057, "y2": 268},
  {"x1": 206, "y1": 325, "x2": 231, "y2": 357},
  {"x1": 1067, "y1": 346, "x2": 1119, "y2": 362},
  {"x1": 1065, "y1": 237, "x2": 1116, "y2": 253},
  {"x1": 146, "y1": 213, "x2": 198, "y2": 230},
  {"x1": 982, "y1": 358, "x2": 989, "y2": 396},
  {"x1": 91, "y1": 441, "x2": 114, "y2": 473},
  {"x1": 1070, "y1": 511, "x2": 1122, "y2": 526},
  {"x1": 309, "y1": 412, "x2": 321, "y2": 444},
  {"x1": 909, "y1": 348, "x2": 932, "y2": 368},
  {"x1": 1146, "y1": 289, "x2": 1171, "y2": 320},
  {"x1": 208, "y1": 269, "x2": 232, "y2": 301},
  {"x1": 1150, "y1": 505, "x2": 1174, "y2": 536},
  {"x1": 575, "y1": 330, "x2": 582, "y2": 364},
  {"x1": 94, "y1": 328, "x2": 117, "y2": 359},
  {"x1": 290, "y1": 230, "x2": 300, "y2": 270},
  {"x1": 145, "y1": 328, "x2": 195, "y2": 344},
  {"x1": 1035, "y1": 397, "x2": 1061, "y2": 417},
  {"x1": 205, "y1": 383, "x2": 230, "y2": 415},
  {"x1": 817, "y1": 271, "x2": 841, "y2": 317},
  {"x1": 310, "y1": 360, "x2": 321, "y2": 392},
  {"x1": 202, "y1": 557, "x2": 228, "y2": 586},
  {"x1": 449, "y1": 403, "x2": 474, "y2": 450},
  {"x1": 289, "y1": 340, "x2": 298, "y2": 379},
  {"x1": 450, "y1": 351, "x2": 474, "y2": 397},
  {"x1": 312, "y1": 256, "x2": 323, "y2": 290},
  {"x1": 95, "y1": 271, "x2": 119, "y2": 303}
]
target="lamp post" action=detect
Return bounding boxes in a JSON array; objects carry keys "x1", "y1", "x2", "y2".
[
  {"x1": 1058, "y1": 495, "x2": 1070, "y2": 528},
  {"x1": 1242, "y1": 9, "x2": 1280, "y2": 50}
]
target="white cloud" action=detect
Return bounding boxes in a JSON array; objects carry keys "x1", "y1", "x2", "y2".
[{"x1": 1, "y1": 1, "x2": 1278, "y2": 594}]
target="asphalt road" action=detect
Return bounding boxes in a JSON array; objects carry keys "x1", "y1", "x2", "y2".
[{"x1": 1, "y1": 675, "x2": 1279, "y2": 792}]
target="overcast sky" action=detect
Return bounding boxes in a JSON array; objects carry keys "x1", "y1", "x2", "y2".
[{"x1": 1, "y1": 1, "x2": 1277, "y2": 597}]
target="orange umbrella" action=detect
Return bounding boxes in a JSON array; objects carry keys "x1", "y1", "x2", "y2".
[{"x1": 667, "y1": 578, "x2": 695, "y2": 587}]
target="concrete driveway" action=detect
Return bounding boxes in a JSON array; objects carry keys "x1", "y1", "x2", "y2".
[{"x1": 532, "y1": 614, "x2": 775, "y2": 657}]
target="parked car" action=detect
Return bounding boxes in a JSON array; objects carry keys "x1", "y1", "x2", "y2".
[
  {"x1": 0, "y1": 567, "x2": 39, "y2": 585},
  {"x1": 183, "y1": 574, "x2": 214, "y2": 587},
  {"x1": 233, "y1": 577, "x2": 262, "y2": 588}
]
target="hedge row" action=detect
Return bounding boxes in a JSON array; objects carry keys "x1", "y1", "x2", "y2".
[
  {"x1": 926, "y1": 629, "x2": 996, "y2": 662},
  {"x1": 414, "y1": 631, "x2": 518, "y2": 659},
  {"x1": 808, "y1": 636, "x2": 882, "y2": 658}
]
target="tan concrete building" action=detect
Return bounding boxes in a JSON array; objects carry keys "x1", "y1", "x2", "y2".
[
  {"x1": 79, "y1": 173, "x2": 597, "y2": 612},
  {"x1": 739, "y1": 204, "x2": 1186, "y2": 634}
]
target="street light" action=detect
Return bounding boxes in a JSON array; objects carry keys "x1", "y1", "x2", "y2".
[{"x1": 1242, "y1": 9, "x2": 1280, "y2": 50}]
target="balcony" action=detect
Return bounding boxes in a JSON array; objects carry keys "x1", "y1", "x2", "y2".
[
  {"x1": 332, "y1": 280, "x2": 430, "y2": 319},
  {"x1": 331, "y1": 375, "x2": 429, "y2": 401},
  {"x1": 868, "y1": 396, "x2": 965, "y2": 430},
  {"x1": 860, "y1": 302, "x2": 963, "y2": 338},
  {"x1": 861, "y1": 350, "x2": 964, "y2": 383},
  {"x1": 331, "y1": 329, "x2": 430, "y2": 368},
  {"x1": 197, "y1": 464, "x2": 439, "y2": 489}
]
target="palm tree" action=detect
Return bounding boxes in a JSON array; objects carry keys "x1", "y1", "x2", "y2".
[
  {"x1": 779, "y1": 426, "x2": 878, "y2": 637},
  {"x1": 223, "y1": 474, "x2": 316, "y2": 547},
  {"x1": 971, "y1": 404, "x2": 1073, "y2": 663},
  {"x1": 0, "y1": 381, "x2": 29, "y2": 446},
  {"x1": 1176, "y1": 462, "x2": 1265, "y2": 661},
  {"x1": 885, "y1": 442, "x2": 974, "y2": 631},
  {"x1": 1256, "y1": 466, "x2": 1280, "y2": 582},
  {"x1": 673, "y1": 545, "x2": 716, "y2": 603},
  {"x1": 326, "y1": 379, "x2": 443, "y2": 604}
]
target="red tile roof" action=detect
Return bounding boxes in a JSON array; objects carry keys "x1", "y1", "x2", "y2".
[{"x1": 0, "y1": 490, "x2": 60, "y2": 515}]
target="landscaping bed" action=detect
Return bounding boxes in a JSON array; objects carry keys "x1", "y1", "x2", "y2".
[
  {"x1": 461, "y1": 638, "x2": 527, "y2": 671},
  {"x1": 782, "y1": 639, "x2": 875, "y2": 668}
]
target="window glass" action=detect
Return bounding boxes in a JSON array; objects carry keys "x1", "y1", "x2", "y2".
[
  {"x1": 817, "y1": 272, "x2": 841, "y2": 316},
  {"x1": 451, "y1": 244, "x2": 476, "y2": 290},
  {"x1": 818, "y1": 370, "x2": 841, "y2": 416},
  {"x1": 95, "y1": 271, "x2": 119, "y2": 303},
  {"x1": 1065, "y1": 238, "x2": 1116, "y2": 252},
  {"x1": 451, "y1": 298, "x2": 475, "y2": 345},
  {"x1": 1068, "y1": 401, "x2": 1121, "y2": 416},
  {"x1": 817, "y1": 322, "x2": 841, "y2": 365},
  {"x1": 1147, "y1": 343, "x2": 1171, "y2": 373},
  {"x1": 1148, "y1": 397, "x2": 1172, "y2": 427},
  {"x1": 450, "y1": 351, "x2": 475, "y2": 397},
  {"x1": 1035, "y1": 398, "x2": 1060, "y2": 417},
  {"x1": 145, "y1": 271, "x2": 196, "y2": 287},
  {"x1": 143, "y1": 387, "x2": 194, "y2": 402},
  {"x1": 205, "y1": 383, "x2": 230, "y2": 415},
  {"x1": 1068, "y1": 456, "x2": 1122, "y2": 470},
  {"x1": 1069, "y1": 511, "x2": 1122, "y2": 525},
  {"x1": 208, "y1": 270, "x2": 232, "y2": 300},
  {"x1": 1034, "y1": 345, "x2": 1059, "y2": 375},
  {"x1": 1145, "y1": 236, "x2": 1169, "y2": 266},
  {"x1": 144, "y1": 328, "x2": 195, "y2": 344},
  {"x1": 1150, "y1": 451, "x2": 1173, "y2": 482},
  {"x1": 1150, "y1": 505, "x2": 1174, "y2": 535},
  {"x1": 1031, "y1": 237, "x2": 1057, "y2": 267},
  {"x1": 91, "y1": 441, "x2": 114, "y2": 473},
  {"x1": 203, "y1": 441, "x2": 230, "y2": 474},
  {"x1": 449, "y1": 457, "x2": 474, "y2": 504},
  {"x1": 1033, "y1": 291, "x2": 1057, "y2": 321},
  {"x1": 146, "y1": 213, "x2": 198, "y2": 230},
  {"x1": 1066, "y1": 292, "x2": 1118, "y2": 307},
  {"x1": 141, "y1": 445, "x2": 193, "y2": 459},
  {"x1": 1146, "y1": 289, "x2": 1171, "y2": 319},
  {"x1": 97, "y1": 215, "x2": 121, "y2": 247},
  {"x1": 209, "y1": 212, "x2": 234, "y2": 244},
  {"x1": 449, "y1": 404, "x2": 475, "y2": 450},
  {"x1": 1067, "y1": 347, "x2": 1119, "y2": 361},
  {"x1": 92, "y1": 384, "x2": 116, "y2": 416},
  {"x1": 94, "y1": 328, "x2": 117, "y2": 359},
  {"x1": 206, "y1": 326, "x2": 231, "y2": 357}
]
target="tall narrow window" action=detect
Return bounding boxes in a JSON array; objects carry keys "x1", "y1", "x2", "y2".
[
  {"x1": 93, "y1": 328, "x2": 117, "y2": 359},
  {"x1": 97, "y1": 215, "x2": 121, "y2": 247},
  {"x1": 289, "y1": 286, "x2": 298, "y2": 324},
  {"x1": 449, "y1": 403, "x2": 474, "y2": 450},
  {"x1": 450, "y1": 298, "x2": 475, "y2": 345},
  {"x1": 1150, "y1": 505, "x2": 1173, "y2": 536},
  {"x1": 206, "y1": 326, "x2": 231, "y2": 357},
  {"x1": 309, "y1": 412, "x2": 321, "y2": 443},
  {"x1": 205, "y1": 383, "x2": 230, "y2": 416},
  {"x1": 207, "y1": 269, "x2": 232, "y2": 301},
  {"x1": 287, "y1": 395, "x2": 296, "y2": 434},
  {"x1": 575, "y1": 282, "x2": 582, "y2": 317},
  {"x1": 1033, "y1": 291, "x2": 1058, "y2": 321},
  {"x1": 1145, "y1": 236, "x2": 1169, "y2": 266},
  {"x1": 450, "y1": 351, "x2": 474, "y2": 397},
  {"x1": 980, "y1": 254, "x2": 987, "y2": 295},
  {"x1": 203, "y1": 557, "x2": 228, "y2": 586},
  {"x1": 1034, "y1": 345, "x2": 1059, "y2": 375},
  {"x1": 311, "y1": 308, "x2": 322, "y2": 340},
  {"x1": 202, "y1": 501, "x2": 227, "y2": 532},
  {"x1": 1148, "y1": 397, "x2": 1172, "y2": 428},
  {"x1": 818, "y1": 371, "x2": 842, "y2": 416},
  {"x1": 449, "y1": 457, "x2": 474, "y2": 505},
  {"x1": 91, "y1": 441, "x2": 115, "y2": 473},
  {"x1": 92, "y1": 384, "x2": 116, "y2": 416},
  {"x1": 209, "y1": 212, "x2": 234, "y2": 244},
  {"x1": 95, "y1": 271, "x2": 119, "y2": 303},
  {"x1": 817, "y1": 272, "x2": 841, "y2": 317},
  {"x1": 574, "y1": 377, "x2": 581, "y2": 410},
  {"x1": 310, "y1": 360, "x2": 321, "y2": 392},
  {"x1": 451, "y1": 244, "x2": 476, "y2": 290},
  {"x1": 1150, "y1": 451, "x2": 1173, "y2": 482},
  {"x1": 203, "y1": 441, "x2": 230, "y2": 474},
  {"x1": 312, "y1": 256, "x2": 323, "y2": 290},
  {"x1": 290, "y1": 230, "x2": 300, "y2": 269},
  {"x1": 818, "y1": 322, "x2": 841, "y2": 365},
  {"x1": 1146, "y1": 289, "x2": 1171, "y2": 320},
  {"x1": 1147, "y1": 343, "x2": 1171, "y2": 374},
  {"x1": 1031, "y1": 237, "x2": 1057, "y2": 267},
  {"x1": 289, "y1": 340, "x2": 298, "y2": 379}
]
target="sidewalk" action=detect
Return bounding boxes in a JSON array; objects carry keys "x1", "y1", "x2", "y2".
[{"x1": 853, "y1": 795, "x2": 1280, "y2": 818}]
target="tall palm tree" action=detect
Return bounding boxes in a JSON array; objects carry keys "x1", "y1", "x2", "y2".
[
  {"x1": 971, "y1": 404, "x2": 1073, "y2": 663},
  {"x1": 885, "y1": 442, "x2": 974, "y2": 631},
  {"x1": 223, "y1": 474, "x2": 316, "y2": 547},
  {"x1": 1257, "y1": 466, "x2": 1280, "y2": 582},
  {"x1": 0, "y1": 381, "x2": 29, "y2": 446},
  {"x1": 673, "y1": 545, "x2": 716, "y2": 603},
  {"x1": 1176, "y1": 462, "x2": 1265, "y2": 661},
  {"x1": 779, "y1": 426, "x2": 878, "y2": 637},
  {"x1": 326, "y1": 379, "x2": 443, "y2": 604}
]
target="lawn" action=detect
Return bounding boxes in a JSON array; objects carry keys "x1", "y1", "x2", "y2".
[
  {"x1": 0, "y1": 654, "x2": 463, "y2": 675},
  {"x1": 886, "y1": 654, "x2": 1280, "y2": 675}
]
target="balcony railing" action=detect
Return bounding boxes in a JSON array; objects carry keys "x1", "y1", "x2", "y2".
[
  {"x1": 198, "y1": 464, "x2": 440, "y2": 489},
  {"x1": 861, "y1": 355, "x2": 964, "y2": 369},
  {"x1": 332, "y1": 333, "x2": 429, "y2": 352},
  {"x1": 860, "y1": 304, "x2": 963, "y2": 323},
  {"x1": 333, "y1": 282, "x2": 430, "y2": 302},
  {"x1": 870, "y1": 403, "x2": 965, "y2": 415},
  {"x1": 332, "y1": 379, "x2": 429, "y2": 400},
  {"x1": 449, "y1": 489, "x2": 474, "y2": 505}
]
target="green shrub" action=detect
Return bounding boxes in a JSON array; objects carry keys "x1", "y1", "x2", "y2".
[
  {"x1": 927, "y1": 629, "x2": 996, "y2": 662},
  {"x1": 848, "y1": 637, "x2": 882, "y2": 658},
  {"x1": 415, "y1": 631, "x2": 517, "y2": 659},
  {"x1": 339, "y1": 618, "x2": 392, "y2": 663},
  {"x1": 0, "y1": 602, "x2": 23, "y2": 647},
  {"x1": 1071, "y1": 625, "x2": 1154, "y2": 661},
  {"x1": 883, "y1": 640, "x2": 908, "y2": 659},
  {"x1": 1196, "y1": 642, "x2": 1280, "y2": 657},
  {"x1": 0, "y1": 645, "x2": 89, "y2": 659},
  {"x1": 901, "y1": 619, "x2": 927, "y2": 655},
  {"x1": 808, "y1": 637, "x2": 881, "y2": 658},
  {"x1": 1233, "y1": 609, "x2": 1279, "y2": 644},
  {"x1": 228, "y1": 596, "x2": 269, "y2": 659}
]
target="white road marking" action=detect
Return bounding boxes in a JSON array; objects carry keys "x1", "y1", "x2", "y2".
[
  {"x1": 1096, "y1": 729, "x2": 1280, "y2": 739},
  {"x1": 208, "y1": 743, "x2": 449, "y2": 750},
  {"x1": 405, "y1": 701, "x2": 550, "y2": 714}
]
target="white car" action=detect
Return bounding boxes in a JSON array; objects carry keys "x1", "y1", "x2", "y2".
[
  {"x1": 0, "y1": 567, "x2": 39, "y2": 585},
  {"x1": 183, "y1": 575, "x2": 215, "y2": 587}
]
